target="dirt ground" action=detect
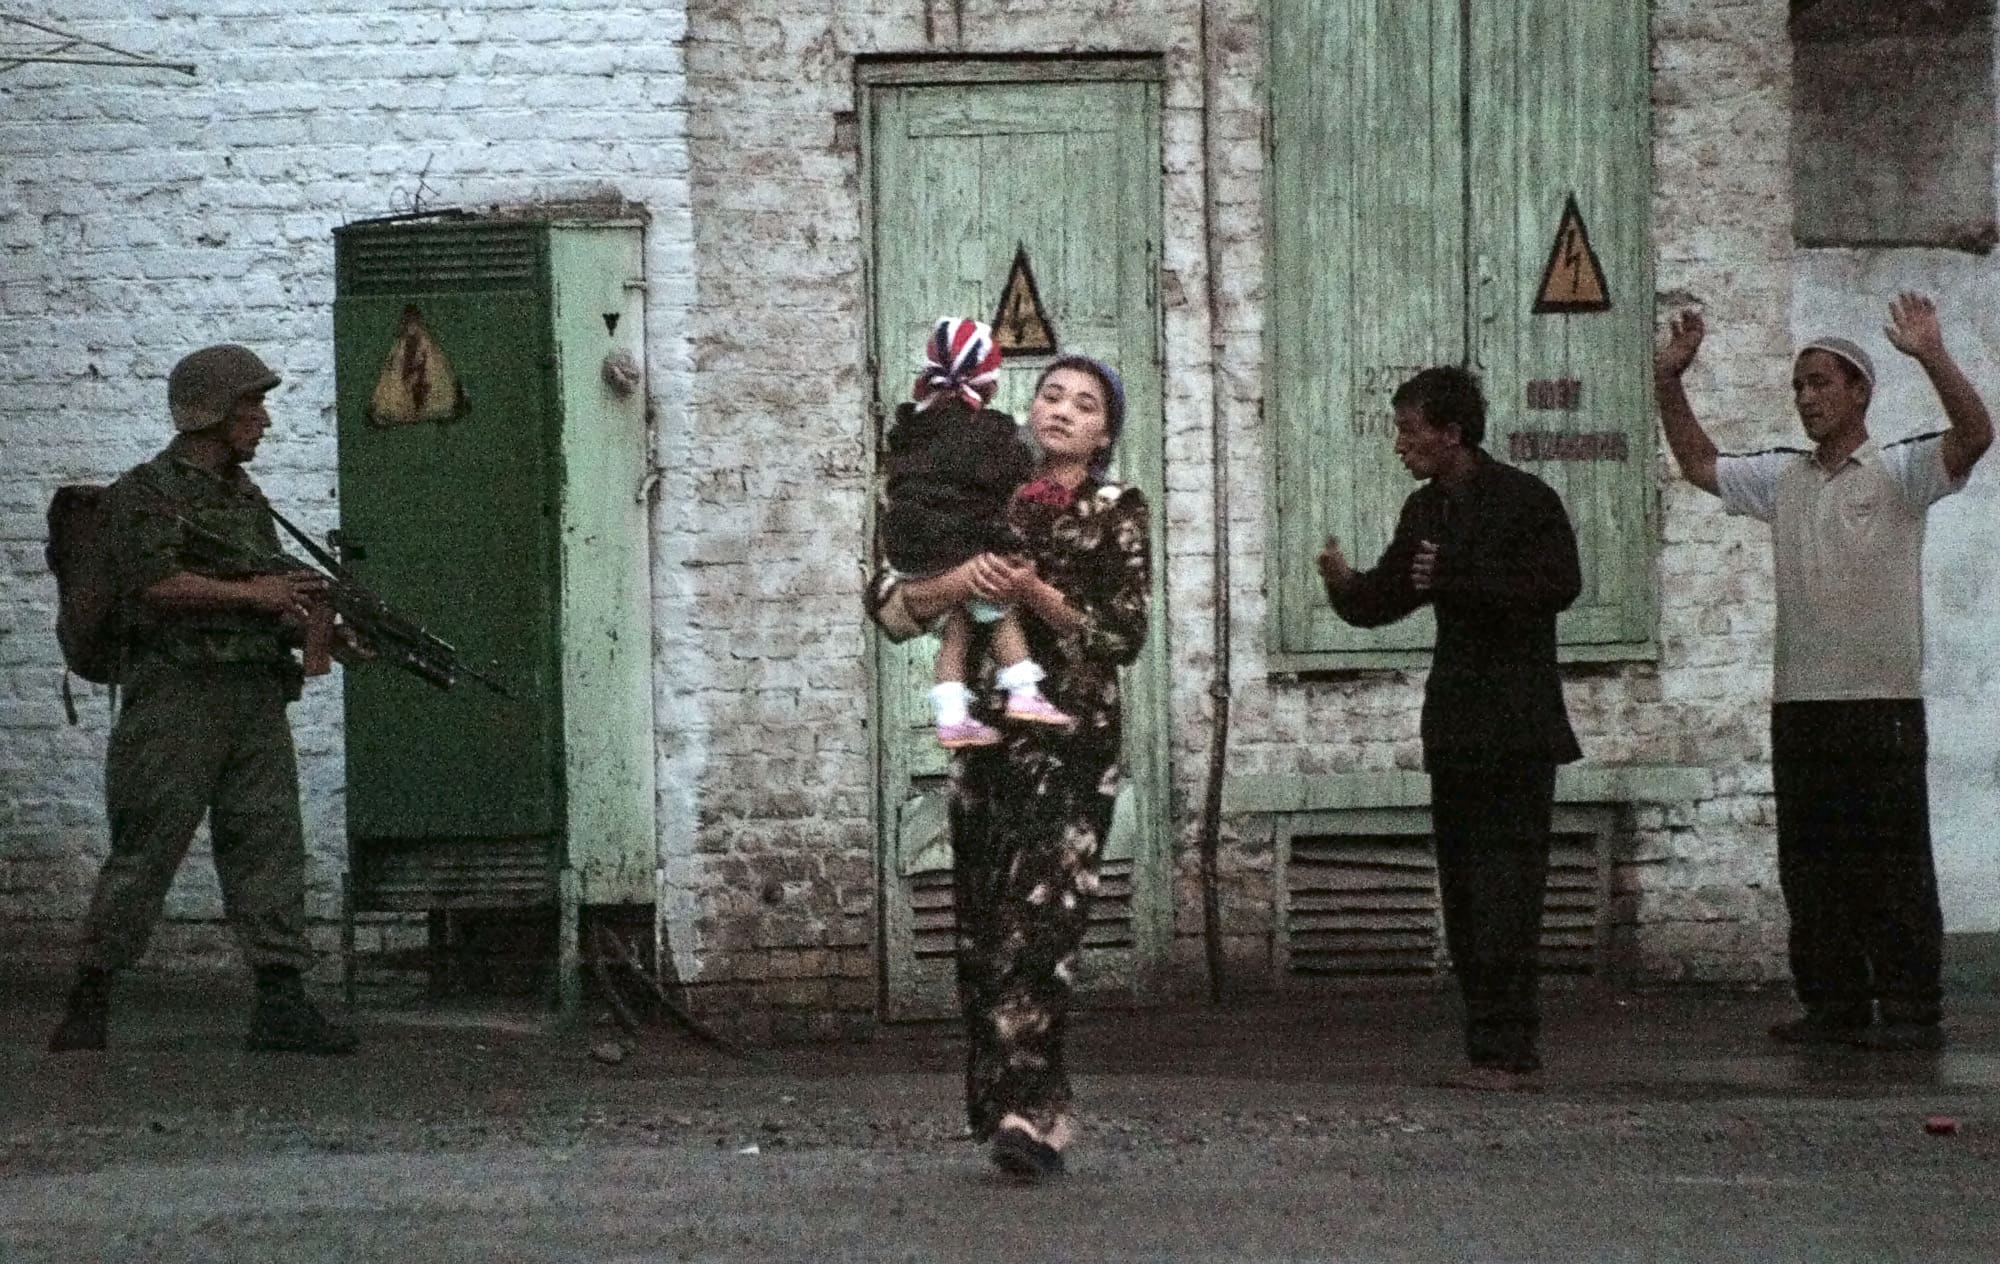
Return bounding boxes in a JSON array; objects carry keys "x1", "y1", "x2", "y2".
[{"x1": 3, "y1": 972, "x2": 1997, "y2": 1262}]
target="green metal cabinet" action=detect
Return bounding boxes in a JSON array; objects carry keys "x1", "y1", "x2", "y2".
[{"x1": 330, "y1": 214, "x2": 656, "y2": 1011}]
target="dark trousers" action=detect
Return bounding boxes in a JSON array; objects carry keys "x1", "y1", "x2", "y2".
[
  {"x1": 1771, "y1": 700, "x2": 1942, "y2": 1026},
  {"x1": 1429, "y1": 758, "x2": 1558, "y2": 1069}
]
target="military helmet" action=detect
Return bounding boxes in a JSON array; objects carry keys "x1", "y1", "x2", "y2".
[{"x1": 168, "y1": 344, "x2": 281, "y2": 432}]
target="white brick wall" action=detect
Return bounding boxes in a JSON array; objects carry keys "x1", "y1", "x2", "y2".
[
  {"x1": 2, "y1": 0, "x2": 1808, "y2": 996},
  {"x1": 0, "y1": 1, "x2": 694, "y2": 970}
]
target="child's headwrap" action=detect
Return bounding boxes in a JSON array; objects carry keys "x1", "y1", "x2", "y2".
[{"x1": 913, "y1": 317, "x2": 1003, "y2": 412}]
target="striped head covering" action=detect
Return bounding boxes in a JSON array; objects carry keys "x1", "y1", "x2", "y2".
[{"x1": 913, "y1": 318, "x2": 1003, "y2": 412}]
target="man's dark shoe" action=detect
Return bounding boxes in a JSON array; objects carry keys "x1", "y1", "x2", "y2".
[
  {"x1": 1847, "y1": 1022, "x2": 1946, "y2": 1053},
  {"x1": 246, "y1": 967, "x2": 358, "y2": 1056},
  {"x1": 48, "y1": 967, "x2": 112, "y2": 1053},
  {"x1": 1767, "y1": 1015, "x2": 1866, "y2": 1047}
]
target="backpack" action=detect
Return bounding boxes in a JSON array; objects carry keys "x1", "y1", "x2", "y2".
[{"x1": 46, "y1": 483, "x2": 122, "y2": 689}]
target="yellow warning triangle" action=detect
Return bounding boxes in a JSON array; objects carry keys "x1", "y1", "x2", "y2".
[
  {"x1": 368, "y1": 305, "x2": 470, "y2": 427},
  {"x1": 992, "y1": 243, "x2": 1057, "y2": 356},
  {"x1": 1532, "y1": 195, "x2": 1612, "y2": 314}
]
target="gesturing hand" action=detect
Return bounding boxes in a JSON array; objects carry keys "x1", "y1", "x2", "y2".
[
  {"x1": 1885, "y1": 291, "x2": 1945, "y2": 363},
  {"x1": 1410, "y1": 540, "x2": 1439, "y2": 592},
  {"x1": 1657, "y1": 309, "x2": 1705, "y2": 378},
  {"x1": 1316, "y1": 536, "x2": 1354, "y2": 596}
]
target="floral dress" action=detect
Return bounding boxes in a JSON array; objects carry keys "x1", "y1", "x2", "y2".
[{"x1": 868, "y1": 477, "x2": 1151, "y2": 1139}]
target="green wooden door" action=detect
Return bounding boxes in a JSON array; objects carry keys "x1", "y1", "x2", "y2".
[
  {"x1": 864, "y1": 63, "x2": 1168, "y2": 1020},
  {"x1": 333, "y1": 223, "x2": 564, "y2": 841},
  {"x1": 1270, "y1": 0, "x2": 1465, "y2": 657},
  {"x1": 1269, "y1": 0, "x2": 1655, "y2": 668},
  {"x1": 1468, "y1": 0, "x2": 1656, "y2": 647}
]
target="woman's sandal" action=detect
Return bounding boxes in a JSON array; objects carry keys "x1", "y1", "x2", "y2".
[{"x1": 989, "y1": 1124, "x2": 1065, "y2": 1183}]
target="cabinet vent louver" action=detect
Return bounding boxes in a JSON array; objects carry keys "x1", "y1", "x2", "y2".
[
  {"x1": 352, "y1": 837, "x2": 553, "y2": 908},
  {"x1": 337, "y1": 223, "x2": 542, "y2": 295},
  {"x1": 1286, "y1": 835, "x2": 1441, "y2": 977}
]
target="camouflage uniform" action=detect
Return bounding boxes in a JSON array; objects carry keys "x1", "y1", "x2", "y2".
[
  {"x1": 52, "y1": 344, "x2": 353, "y2": 1056},
  {"x1": 75, "y1": 439, "x2": 313, "y2": 975}
]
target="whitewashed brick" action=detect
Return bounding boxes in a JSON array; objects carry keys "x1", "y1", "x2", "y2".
[{"x1": 0, "y1": 0, "x2": 1876, "y2": 997}]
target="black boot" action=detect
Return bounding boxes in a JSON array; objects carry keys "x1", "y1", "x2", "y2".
[
  {"x1": 48, "y1": 967, "x2": 112, "y2": 1053},
  {"x1": 246, "y1": 966, "x2": 358, "y2": 1056}
]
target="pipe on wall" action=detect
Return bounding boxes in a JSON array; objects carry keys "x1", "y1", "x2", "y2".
[{"x1": 1194, "y1": 0, "x2": 1234, "y2": 1004}]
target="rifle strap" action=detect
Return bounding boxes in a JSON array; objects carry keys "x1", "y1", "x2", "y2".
[{"x1": 262, "y1": 505, "x2": 344, "y2": 573}]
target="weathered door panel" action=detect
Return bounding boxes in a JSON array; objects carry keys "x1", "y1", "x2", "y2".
[
  {"x1": 868, "y1": 67, "x2": 1168, "y2": 1020},
  {"x1": 1269, "y1": 0, "x2": 1465, "y2": 655},
  {"x1": 1469, "y1": 0, "x2": 1656, "y2": 646},
  {"x1": 334, "y1": 282, "x2": 563, "y2": 840},
  {"x1": 1269, "y1": 0, "x2": 1655, "y2": 664}
]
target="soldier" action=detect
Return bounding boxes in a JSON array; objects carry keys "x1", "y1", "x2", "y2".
[{"x1": 48, "y1": 344, "x2": 359, "y2": 1056}]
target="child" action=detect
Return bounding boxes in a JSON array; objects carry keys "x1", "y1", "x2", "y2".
[{"x1": 881, "y1": 318, "x2": 1075, "y2": 748}]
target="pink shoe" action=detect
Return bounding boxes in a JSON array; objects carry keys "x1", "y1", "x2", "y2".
[
  {"x1": 1004, "y1": 694, "x2": 1075, "y2": 729},
  {"x1": 938, "y1": 719, "x2": 1003, "y2": 749}
]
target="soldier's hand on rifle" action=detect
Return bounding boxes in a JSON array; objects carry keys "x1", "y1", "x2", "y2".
[{"x1": 242, "y1": 572, "x2": 328, "y2": 631}]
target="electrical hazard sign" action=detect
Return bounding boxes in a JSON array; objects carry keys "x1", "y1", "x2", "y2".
[
  {"x1": 991, "y1": 243, "x2": 1057, "y2": 357},
  {"x1": 1532, "y1": 195, "x2": 1612, "y2": 314},
  {"x1": 368, "y1": 305, "x2": 470, "y2": 427}
]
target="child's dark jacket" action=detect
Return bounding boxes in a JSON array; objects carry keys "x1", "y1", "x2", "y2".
[{"x1": 881, "y1": 400, "x2": 1035, "y2": 576}]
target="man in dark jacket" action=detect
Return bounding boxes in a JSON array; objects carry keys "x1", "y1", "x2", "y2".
[{"x1": 1318, "y1": 366, "x2": 1582, "y2": 1089}]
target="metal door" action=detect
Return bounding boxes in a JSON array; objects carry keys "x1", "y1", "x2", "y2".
[
  {"x1": 333, "y1": 222, "x2": 564, "y2": 842},
  {"x1": 1268, "y1": 0, "x2": 1656, "y2": 665}
]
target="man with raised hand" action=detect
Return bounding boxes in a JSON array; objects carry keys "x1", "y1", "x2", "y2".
[{"x1": 1655, "y1": 294, "x2": 1992, "y2": 1051}]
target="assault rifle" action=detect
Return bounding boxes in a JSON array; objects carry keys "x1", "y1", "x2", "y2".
[{"x1": 171, "y1": 509, "x2": 512, "y2": 696}]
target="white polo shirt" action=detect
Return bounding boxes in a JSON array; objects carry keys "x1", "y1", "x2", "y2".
[{"x1": 1716, "y1": 432, "x2": 1966, "y2": 703}]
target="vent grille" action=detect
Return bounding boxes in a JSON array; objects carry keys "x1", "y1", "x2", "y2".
[
  {"x1": 910, "y1": 868, "x2": 956, "y2": 961},
  {"x1": 1084, "y1": 859, "x2": 1137, "y2": 950},
  {"x1": 351, "y1": 836, "x2": 557, "y2": 910},
  {"x1": 909, "y1": 857, "x2": 1137, "y2": 961},
  {"x1": 1287, "y1": 835, "x2": 1442, "y2": 977},
  {"x1": 1543, "y1": 836, "x2": 1604, "y2": 974},
  {"x1": 1284, "y1": 831, "x2": 1605, "y2": 978},
  {"x1": 337, "y1": 223, "x2": 542, "y2": 295}
]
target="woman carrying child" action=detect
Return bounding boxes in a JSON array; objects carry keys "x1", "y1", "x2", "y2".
[{"x1": 868, "y1": 350, "x2": 1150, "y2": 1182}]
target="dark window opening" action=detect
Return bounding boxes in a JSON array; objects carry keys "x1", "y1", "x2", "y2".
[{"x1": 1792, "y1": 0, "x2": 1997, "y2": 251}]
